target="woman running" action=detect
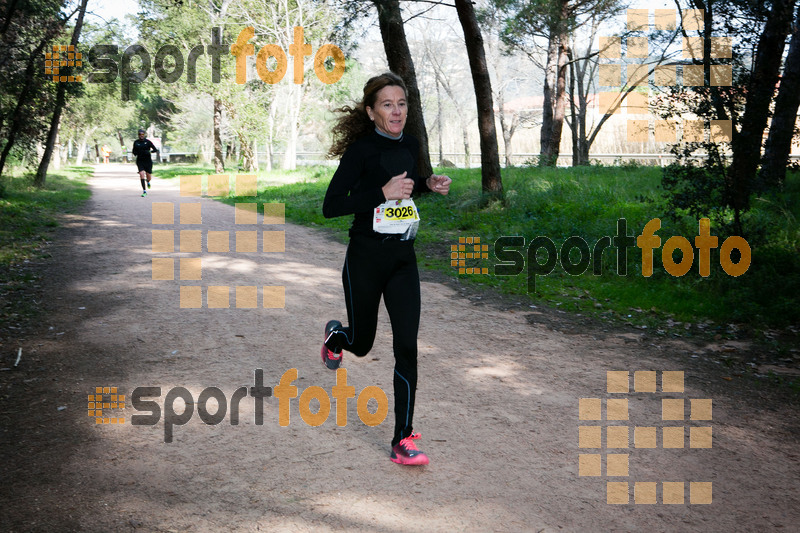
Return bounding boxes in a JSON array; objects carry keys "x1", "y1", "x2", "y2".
[{"x1": 321, "y1": 72, "x2": 451, "y2": 466}]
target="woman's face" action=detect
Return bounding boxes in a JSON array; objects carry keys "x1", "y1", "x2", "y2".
[{"x1": 366, "y1": 85, "x2": 407, "y2": 137}]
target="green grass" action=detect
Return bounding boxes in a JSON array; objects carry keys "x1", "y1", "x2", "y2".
[
  {"x1": 151, "y1": 165, "x2": 220, "y2": 181},
  {"x1": 155, "y1": 163, "x2": 352, "y2": 235},
  {"x1": 0, "y1": 168, "x2": 92, "y2": 268},
  {"x1": 0, "y1": 167, "x2": 92, "y2": 331},
  {"x1": 162, "y1": 162, "x2": 800, "y2": 330}
]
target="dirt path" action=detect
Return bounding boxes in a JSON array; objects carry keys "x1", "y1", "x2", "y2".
[{"x1": 1, "y1": 164, "x2": 799, "y2": 532}]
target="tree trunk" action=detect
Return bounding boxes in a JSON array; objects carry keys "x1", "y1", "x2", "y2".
[
  {"x1": 117, "y1": 130, "x2": 126, "y2": 160},
  {"x1": 430, "y1": 58, "x2": 468, "y2": 168},
  {"x1": 462, "y1": 125, "x2": 470, "y2": 167},
  {"x1": 436, "y1": 79, "x2": 444, "y2": 166},
  {"x1": 549, "y1": 37, "x2": 569, "y2": 165},
  {"x1": 75, "y1": 134, "x2": 89, "y2": 166},
  {"x1": 372, "y1": 0, "x2": 433, "y2": 179},
  {"x1": 265, "y1": 101, "x2": 276, "y2": 172},
  {"x1": 569, "y1": 52, "x2": 579, "y2": 167},
  {"x1": 35, "y1": 80, "x2": 65, "y2": 184},
  {"x1": 574, "y1": 34, "x2": 592, "y2": 166},
  {"x1": 540, "y1": 32, "x2": 558, "y2": 166},
  {"x1": 542, "y1": 35, "x2": 569, "y2": 166},
  {"x1": 250, "y1": 139, "x2": 260, "y2": 172},
  {"x1": 497, "y1": 85, "x2": 517, "y2": 167},
  {"x1": 240, "y1": 134, "x2": 257, "y2": 172},
  {"x1": 282, "y1": 86, "x2": 301, "y2": 170},
  {"x1": 729, "y1": 0, "x2": 795, "y2": 217},
  {"x1": 498, "y1": 88, "x2": 507, "y2": 166},
  {"x1": 0, "y1": 34, "x2": 52, "y2": 177},
  {"x1": 761, "y1": 4, "x2": 800, "y2": 188},
  {"x1": 577, "y1": 64, "x2": 589, "y2": 165},
  {"x1": 540, "y1": 5, "x2": 570, "y2": 168},
  {"x1": 692, "y1": 0, "x2": 731, "y2": 123},
  {"x1": 213, "y1": 97, "x2": 224, "y2": 173},
  {"x1": 1, "y1": 0, "x2": 20, "y2": 36},
  {"x1": 34, "y1": 0, "x2": 89, "y2": 186},
  {"x1": 454, "y1": 0, "x2": 503, "y2": 197},
  {"x1": 251, "y1": 139, "x2": 259, "y2": 171},
  {"x1": 52, "y1": 131, "x2": 61, "y2": 170},
  {"x1": 499, "y1": 114, "x2": 511, "y2": 167}
]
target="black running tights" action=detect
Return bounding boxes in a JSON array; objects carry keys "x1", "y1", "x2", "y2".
[{"x1": 328, "y1": 234, "x2": 420, "y2": 446}]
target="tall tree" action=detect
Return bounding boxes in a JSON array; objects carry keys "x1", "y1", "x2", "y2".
[
  {"x1": 422, "y1": 35, "x2": 473, "y2": 168},
  {"x1": 234, "y1": 0, "x2": 341, "y2": 171},
  {"x1": 541, "y1": 8, "x2": 569, "y2": 166},
  {"x1": 728, "y1": 0, "x2": 796, "y2": 218},
  {"x1": 658, "y1": 0, "x2": 785, "y2": 234},
  {"x1": 454, "y1": 0, "x2": 503, "y2": 197},
  {"x1": 35, "y1": 0, "x2": 89, "y2": 187},
  {"x1": 137, "y1": 0, "x2": 234, "y2": 172},
  {"x1": 0, "y1": 33, "x2": 58, "y2": 176},
  {"x1": 208, "y1": 4, "x2": 233, "y2": 174},
  {"x1": 0, "y1": 0, "x2": 66, "y2": 178},
  {"x1": 58, "y1": 21, "x2": 135, "y2": 166},
  {"x1": 371, "y1": 0, "x2": 433, "y2": 179},
  {"x1": 567, "y1": 13, "x2": 678, "y2": 165},
  {"x1": 499, "y1": 0, "x2": 621, "y2": 166},
  {"x1": 761, "y1": 3, "x2": 800, "y2": 188},
  {"x1": 480, "y1": 3, "x2": 534, "y2": 168}
]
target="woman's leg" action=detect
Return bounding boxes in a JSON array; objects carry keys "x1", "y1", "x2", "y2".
[
  {"x1": 327, "y1": 236, "x2": 384, "y2": 357},
  {"x1": 382, "y1": 243, "x2": 420, "y2": 446}
]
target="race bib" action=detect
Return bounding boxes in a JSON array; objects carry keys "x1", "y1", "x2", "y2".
[{"x1": 373, "y1": 198, "x2": 420, "y2": 240}]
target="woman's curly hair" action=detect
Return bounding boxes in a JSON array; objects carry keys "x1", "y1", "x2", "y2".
[{"x1": 328, "y1": 72, "x2": 408, "y2": 158}]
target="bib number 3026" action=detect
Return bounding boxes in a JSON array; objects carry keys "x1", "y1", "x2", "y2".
[
  {"x1": 385, "y1": 205, "x2": 415, "y2": 219},
  {"x1": 373, "y1": 198, "x2": 420, "y2": 240}
]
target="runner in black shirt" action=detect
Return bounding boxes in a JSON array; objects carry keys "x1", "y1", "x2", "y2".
[
  {"x1": 132, "y1": 129, "x2": 159, "y2": 197},
  {"x1": 322, "y1": 72, "x2": 451, "y2": 466}
]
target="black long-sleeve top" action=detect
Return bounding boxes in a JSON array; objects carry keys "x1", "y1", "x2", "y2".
[
  {"x1": 132, "y1": 138, "x2": 158, "y2": 162},
  {"x1": 323, "y1": 130, "x2": 430, "y2": 238}
]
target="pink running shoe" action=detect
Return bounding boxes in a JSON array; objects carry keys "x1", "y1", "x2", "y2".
[{"x1": 390, "y1": 433, "x2": 429, "y2": 465}]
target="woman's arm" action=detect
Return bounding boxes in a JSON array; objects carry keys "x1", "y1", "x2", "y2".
[
  {"x1": 426, "y1": 174, "x2": 451, "y2": 195},
  {"x1": 322, "y1": 146, "x2": 385, "y2": 219}
]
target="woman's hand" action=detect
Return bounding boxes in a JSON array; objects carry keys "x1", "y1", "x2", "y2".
[
  {"x1": 382, "y1": 171, "x2": 414, "y2": 200},
  {"x1": 427, "y1": 174, "x2": 451, "y2": 195}
]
